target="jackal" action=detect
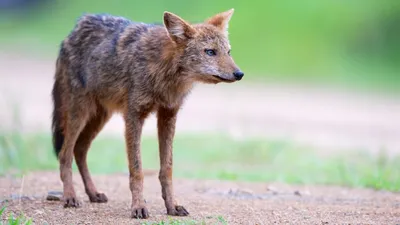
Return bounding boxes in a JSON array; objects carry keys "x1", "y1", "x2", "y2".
[{"x1": 52, "y1": 9, "x2": 243, "y2": 219}]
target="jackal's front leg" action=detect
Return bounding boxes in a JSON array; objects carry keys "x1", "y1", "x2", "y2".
[
  {"x1": 125, "y1": 111, "x2": 149, "y2": 219},
  {"x1": 157, "y1": 107, "x2": 189, "y2": 216}
]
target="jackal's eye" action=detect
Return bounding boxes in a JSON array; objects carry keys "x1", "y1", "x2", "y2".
[{"x1": 205, "y1": 49, "x2": 216, "y2": 56}]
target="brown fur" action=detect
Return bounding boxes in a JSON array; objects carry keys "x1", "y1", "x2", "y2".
[{"x1": 51, "y1": 9, "x2": 243, "y2": 219}]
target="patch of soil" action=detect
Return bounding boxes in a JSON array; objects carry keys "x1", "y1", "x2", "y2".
[{"x1": 1, "y1": 172, "x2": 399, "y2": 224}]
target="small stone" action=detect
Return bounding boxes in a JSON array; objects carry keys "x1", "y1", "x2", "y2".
[
  {"x1": 46, "y1": 191, "x2": 63, "y2": 201},
  {"x1": 266, "y1": 186, "x2": 279, "y2": 195},
  {"x1": 227, "y1": 188, "x2": 255, "y2": 199},
  {"x1": 294, "y1": 190, "x2": 301, "y2": 196},
  {"x1": 34, "y1": 210, "x2": 44, "y2": 215},
  {"x1": 10, "y1": 194, "x2": 35, "y2": 201}
]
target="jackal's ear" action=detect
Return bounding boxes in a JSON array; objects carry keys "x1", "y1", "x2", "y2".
[
  {"x1": 206, "y1": 9, "x2": 234, "y2": 35},
  {"x1": 164, "y1": 12, "x2": 196, "y2": 44}
]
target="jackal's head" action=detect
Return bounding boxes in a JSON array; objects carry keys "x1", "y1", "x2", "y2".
[{"x1": 164, "y1": 9, "x2": 243, "y2": 84}]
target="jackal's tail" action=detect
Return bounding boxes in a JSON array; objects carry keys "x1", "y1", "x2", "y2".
[{"x1": 51, "y1": 57, "x2": 66, "y2": 158}]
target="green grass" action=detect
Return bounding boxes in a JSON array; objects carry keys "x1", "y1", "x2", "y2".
[
  {"x1": 1, "y1": 132, "x2": 399, "y2": 191},
  {"x1": 0, "y1": 206, "x2": 32, "y2": 225}
]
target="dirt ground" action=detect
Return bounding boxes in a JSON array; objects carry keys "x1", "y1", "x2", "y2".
[{"x1": 1, "y1": 172, "x2": 399, "y2": 224}]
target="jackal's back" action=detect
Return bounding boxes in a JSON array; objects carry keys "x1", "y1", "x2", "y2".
[
  {"x1": 66, "y1": 14, "x2": 131, "y2": 55},
  {"x1": 58, "y1": 14, "x2": 128, "y2": 84}
]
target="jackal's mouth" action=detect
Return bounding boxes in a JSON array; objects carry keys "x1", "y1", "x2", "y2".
[{"x1": 212, "y1": 75, "x2": 234, "y2": 82}]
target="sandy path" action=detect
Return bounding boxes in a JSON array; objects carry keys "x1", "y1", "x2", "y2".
[
  {"x1": 1, "y1": 172, "x2": 399, "y2": 224},
  {"x1": 1, "y1": 52, "x2": 400, "y2": 155}
]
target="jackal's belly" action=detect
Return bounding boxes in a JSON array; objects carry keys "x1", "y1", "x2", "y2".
[{"x1": 95, "y1": 87, "x2": 128, "y2": 113}]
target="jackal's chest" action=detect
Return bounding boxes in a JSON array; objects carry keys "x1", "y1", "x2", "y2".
[
  {"x1": 155, "y1": 83, "x2": 193, "y2": 109},
  {"x1": 155, "y1": 92, "x2": 185, "y2": 109}
]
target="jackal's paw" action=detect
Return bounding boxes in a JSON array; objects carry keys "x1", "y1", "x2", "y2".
[
  {"x1": 167, "y1": 205, "x2": 189, "y2": 216},
  {"x1": 131, "y1": 206, "x2": 149, "y2": 219},
  {"x1": 89, "y1": 192, "x2": 108, "y2": 203},
  {"x1": 63, "y1": 197, "x2": 81, "y2": 208}
]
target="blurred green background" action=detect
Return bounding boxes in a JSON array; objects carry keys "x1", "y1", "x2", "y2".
[{"x1": 1, "y1": 0, "x2": 399, "y2": 89}]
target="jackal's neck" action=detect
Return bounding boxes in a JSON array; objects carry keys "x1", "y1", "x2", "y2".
[
  {"x1": 142, "y1": 29, "x2": 187, "y2": 80},
  {"x1": 151, "y1": 36, "x2": 194, "y2": 106},
  {"x1": 118, "y1": 24, "x2": 193, "y2": 104}
]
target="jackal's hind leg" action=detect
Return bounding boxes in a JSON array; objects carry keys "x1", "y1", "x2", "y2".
[
  {"x1": 59, "y1": 105, "x2": 89, "y2": 208},
  {"x1": 74, "y1": 106, "x2": 110, "y2": 203}
]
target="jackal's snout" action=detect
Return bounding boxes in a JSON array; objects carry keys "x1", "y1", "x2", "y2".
[{"x1": 233, "y1": 70, "x2": 244, "y2": 80}]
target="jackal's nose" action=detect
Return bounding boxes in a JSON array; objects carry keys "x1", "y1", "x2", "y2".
[{"x1": 233, "y1": 70, "x2": 244, "y2": 80}]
